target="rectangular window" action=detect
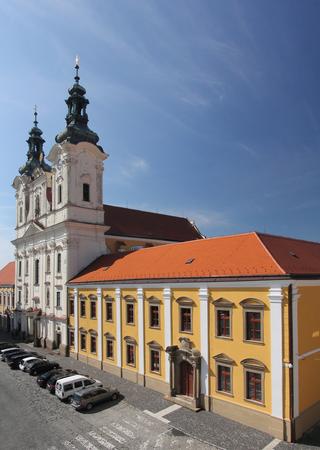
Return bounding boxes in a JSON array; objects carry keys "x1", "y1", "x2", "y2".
[
  {"x1": 83, "y1": 183, "x2": 90, "y2": 202},
  {"x1": 18, "y1": 290, "x2": 21, "y2": 304},
  {"x1": 90, "y1": 335, "x2": 96, "y2": 354},
  {"x1": 18, "y1": 260, "x2": 22, "y2": 277},
  {"x1": 90, "y1": 301, "x2": 96, "y2": 319},
  {"x1": 126, "y1": 303, "x2": 134, "y2": 325},
  {"x1": 25, "y1": 259, "x2": 29, "y2": 275},
  {"x1": 69, "y1": 331, "x2": 74, "y2": 347},
  {"x1": 150, "y1": 349, "x2": 160, "y2": 373},
  {"x1": 58, "y1": 185, "x2": 62, "y2": 204},
  {"x1": 126, "y1": 343, "x2": 135, "y2": 366},
  {"x1": 19, "y1": 206, "x2": 23, "y2": 223},
  {"x1": 34, "y1": 259, "x2": 40, "y2": 285},
  {"x1": 180, "y1": 306, "x2": 192, "y2": 332},
  {"x1": 150, "y1": 305, "x2": 159, "y2": 328},
  {"x1": 80, "y1": 300, "x2": 86, "y2": 317},
  {"x1": 106, "y1": 339, "x2": 114, "y2": 359},
  {"x1": 246, "y1": 371, "x2": 263, "y2": 403},
  {"x1": 69, "y1": 299, "x2": 74, "y2": 315},
  {"x1": 217, "y1": 309, "x2": 231, "y2": 337},
  {"x1": 245, "y1": 311, "x2": 262, "y2": 341},
  {"x1": 106, "y1": 302, "x2": 113, "y2": 321},
  {"x1": 57, "y1": 253, "x2": 62, "y2": 273},
  {"x1": 56, "y1": 291, "x2": 61, "y2": 308},
  {"x1": 217, "y1": 365, "x2": 232, "y2": 393},
  {"x1": 80, "y1": 334, "x2": 86, "y2": 351}
]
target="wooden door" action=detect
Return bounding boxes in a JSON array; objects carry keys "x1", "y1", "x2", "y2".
[{"x1": 180, "y1": 361, "x2": 193, "y2": 397}]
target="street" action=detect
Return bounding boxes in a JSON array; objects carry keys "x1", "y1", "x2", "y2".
[{"x1": 0, "y1": 336, "x2": 319, "y2": 450}]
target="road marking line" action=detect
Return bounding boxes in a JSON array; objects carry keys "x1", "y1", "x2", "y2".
[
  {"x1": 88, "y1": 431, "x2": 115, "y2": 449},
  {"x1": 155, "y1": 404, "x2": 182, "y2": 418},
  {"x1": 100, "y1": 427, "x2": 126, "y2": 444},
  {"x1": 63, "y1": 442, "x2": 78, "y2": 450},
  {"x1": 75, "y1": 435, "x2": 99, "y2": 450},
  {"x1": 144, "y1": 410, "x2": 170, "y2": 424},
  {"x1": 111, "y1": 422, "x2": 136, "y2": 439},
  {"x1": 262, "y1": 438, "x2": 281, "y2": 450}
]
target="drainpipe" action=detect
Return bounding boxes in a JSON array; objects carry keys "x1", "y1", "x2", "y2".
[{"x1": 287, "y1": 284, "x2": 296, "y2": 442}]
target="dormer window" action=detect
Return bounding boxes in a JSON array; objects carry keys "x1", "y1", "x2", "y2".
[{"x1": 83, "y1": 183, "x2": 90, "y2": 202}]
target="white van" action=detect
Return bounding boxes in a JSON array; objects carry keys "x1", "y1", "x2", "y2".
[{"x1": 55, "y1": 375, "x2": 102, "y2": 401}]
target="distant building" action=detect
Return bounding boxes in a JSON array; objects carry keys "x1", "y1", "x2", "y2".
[
  {"x1": 11, "y1": 63, "x2": 202, "y2": 355},
  {"x1": 0, "y1": 261, "x2": 15, "y2": 331},
  {"x1": 68, "y1": 231, "x2": 320, "y2": 442}
]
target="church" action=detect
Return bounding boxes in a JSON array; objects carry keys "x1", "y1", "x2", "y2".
[
  {"x1": 9, "y1": 61, "x2": 320, "y2": 442},
  {"x1": 11, "y1": 61, "x2": 202, "y2": 354}
]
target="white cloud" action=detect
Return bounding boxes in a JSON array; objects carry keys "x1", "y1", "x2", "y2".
[{"x1": 120, "y1": 157, "x2": 149, "y2": 179}]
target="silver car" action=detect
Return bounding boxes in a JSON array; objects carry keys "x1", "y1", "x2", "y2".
[{"x1": 70, "y1": 386, "x2": 120, "y2": 411}]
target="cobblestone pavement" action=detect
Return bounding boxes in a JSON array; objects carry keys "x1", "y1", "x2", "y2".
[{"x1": 1, "y1": 333, "x2": 319, "y2": 450}]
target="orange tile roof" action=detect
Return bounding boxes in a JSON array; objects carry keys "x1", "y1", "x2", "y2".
[
  {"x1": 0, "y1": 261, "x2": 15, "y2": 286},
  {"x1": 70, "y1": 231, "x2": 320, "y2": 284}
]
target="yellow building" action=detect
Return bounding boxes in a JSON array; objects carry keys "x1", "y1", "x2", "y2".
[
  {"x1": 68, "y1": 232, "x2": 320, "y2": 442},
  {"x1": 0, "y1": 261, "x2": 15, "y2": 331}
]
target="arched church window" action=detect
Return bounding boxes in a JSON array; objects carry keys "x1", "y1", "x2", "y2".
[
  {"x1": 34, "y1": 259, "x2": 40, "y2": 285},
  {"x1": 46, "y1": 288, "x2": 50, "y2": 306},
  {"x1": 46, "y1": 255, "x2": 51, "y2": 273},
  {"x1": 58, "y1": 185, "x2": 62, "y2": 204},
  {"x1": 35, "y1": 195, "x2": 40, "y2": 217},
  {"x1": 19, "y1": 206, "x2": 23, "y2": 224},
  {"x1": 83, "y1": 183, "x2": 90, "y2": 202},
  {"x1": 57, "y1": 253, "x2": 62, "y2": 273}
]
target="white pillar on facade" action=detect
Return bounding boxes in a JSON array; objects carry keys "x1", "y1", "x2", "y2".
[
  {"x1": 199, "y1": 287, "x2": 209, "y2": 397},
  {"x1": 97, "y1": 287, "x2": 103, "y2": 362},
  {"x1": 137, "y1": 288, "x2": 144, "y2": 376},
  {"x1": 73, "y1": 288, "x2": 79, "y2": 353},
  {"x1": 115, "y1": 288, "x2": 122, "y2": 368},
  {"x1": 269, "y1": 286, "x2": 284, "y2": 418},
  {"x1": 292, "y1": 285, "x2": 300, "y2": 418},
  {"x1": 163, "y1": 287, "x2": 171, "y2": 383}
]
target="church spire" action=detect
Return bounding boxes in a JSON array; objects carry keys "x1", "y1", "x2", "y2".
[
  {"x1": 19, "y1": 107, "x2": 51, "y2": 178},
  {"x1": 55, "y1": 56, "x2": 101, "y2": 149}
]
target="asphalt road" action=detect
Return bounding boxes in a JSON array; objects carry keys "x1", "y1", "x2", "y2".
[
  {"x1": 0, "y1": 358, "x2": 213, "y2": 450},
  {"x1": 0, "y1": 334, "x2": 319, "y2": 450}
]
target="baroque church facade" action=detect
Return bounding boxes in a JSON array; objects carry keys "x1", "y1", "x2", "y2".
[{"x1": 11, "y1": 63, "x2": 202, "y2": 354}]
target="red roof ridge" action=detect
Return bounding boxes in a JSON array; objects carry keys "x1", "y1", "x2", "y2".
[{"x1": 253, "y1": 233, "x2": 286, "y2": 275}]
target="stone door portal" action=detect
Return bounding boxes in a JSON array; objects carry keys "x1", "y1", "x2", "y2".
[{"x1": 180, "y1": 360, "x2": 193, "y2": 397}]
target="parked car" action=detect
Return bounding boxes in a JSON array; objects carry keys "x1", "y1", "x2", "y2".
[
  {"x1": 46, "y1": 371, "x2": 79, "y2": 394},
  {"x1": 29, "y1": 360, "x2": 60, "y2": 376},
  {"x1": 0, "y1": 342, "x2": 18, "y2": 351},
  {"x1": 70, "y1": 386, "x2": 120, "y2": 411},
  {"x1": 8, "y1": 352, "x2": 41, "y2": 370},
  {"x1": 37, "y1": 368, "x2": 77, "y2": 388},
  {"x1": 19, "y1": 356, "x2": 42, "y2": 371},
  {"x1": 24, "y1": 358, "x2": 48, "y2": 374},
  {"x1": 1, "y1": 348, "x2": 21, "y2": 361},
  {"x1": 55, "y1": 375, "x2": 103, "y2": 401},
  {"x1": 4, "y1": 350, "x2": 28, "y2": 363}
]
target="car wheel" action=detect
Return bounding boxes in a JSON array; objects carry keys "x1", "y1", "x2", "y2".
[
  {"x1": 111, "y1": 393, "x2": 118, "y2": 401},
  {"x1": 86, "y1": 403, "x2": 93, "y2": 411}
]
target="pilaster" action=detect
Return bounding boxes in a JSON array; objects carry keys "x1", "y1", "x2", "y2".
[
  {"x1": 163, "y1": 287, "x2": 171, "y2": 383},
  {"x1": 137, "y1": 288, "x2": 144, "y2": 378},
  {"x1": 73, "y1": 288, "x2": 79, "y2": 353},
  {"x1": 97, "y1": 287, "x2": 102, "y2": 362},
  {"x1": 292, "y1": 285, "x2": 300, "y2": 418},
  {"x1": 115, "y1": 288, "x2": 122, "y2": 368},
  {"x1": 269, "y1": 286, "x2": 284, "y2": 419},
  {"x1": 199, "y1": 287, "x2": 209, "y2": 400}
]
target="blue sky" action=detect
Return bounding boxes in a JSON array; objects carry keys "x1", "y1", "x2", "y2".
[{"x1": 1, "y1": 0, "x2": 320, "y2": 267}]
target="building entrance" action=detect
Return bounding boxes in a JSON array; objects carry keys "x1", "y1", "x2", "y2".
[{"x1": 180, "y1": 360, "x2": 193, "y2": 397}]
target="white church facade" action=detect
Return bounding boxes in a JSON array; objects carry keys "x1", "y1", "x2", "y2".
[{"x1": 11, "y1": 62, "x2": 202, "y2": 354}]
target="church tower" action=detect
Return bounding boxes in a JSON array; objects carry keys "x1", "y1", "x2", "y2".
[{"x1": 12, "y1": 60, "x2": 108, "y2": 355}]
